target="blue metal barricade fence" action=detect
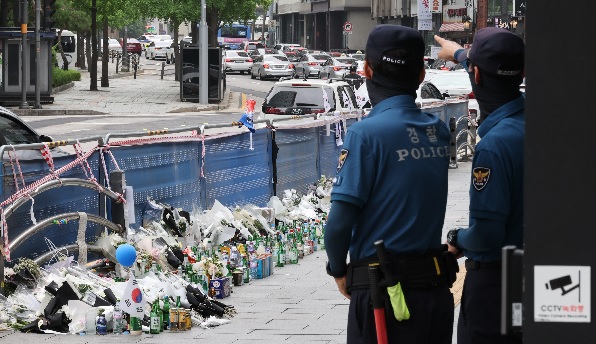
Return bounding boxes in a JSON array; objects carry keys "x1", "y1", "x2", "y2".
[
  {"x1": 0, "y1": 103, "x2": 471, "y2": 267},
  {"x1": 107, "y1": 141, "x2": 203, "y2": 228},
  {"x1": 275, "y1": 127, "x2": 320, "y2": 197},
  {"x1": 203, "y1": 129, "x2": 273, "y2": 209},
  {"x1": 2, "y1": 152, "x2": 103, "y2": 260}
]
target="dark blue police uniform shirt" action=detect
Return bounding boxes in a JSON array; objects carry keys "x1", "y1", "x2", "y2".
[
  {"x1": 331, "y1": 95, "x2": 451, "y2": 262},
  {"x1": 459, "y1": 96, "x2": 525, "y2": 262}
]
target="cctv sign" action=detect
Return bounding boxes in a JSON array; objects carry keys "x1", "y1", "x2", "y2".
[{"x1": 534, "y1": 266, "x2": 591, "y2": 323}]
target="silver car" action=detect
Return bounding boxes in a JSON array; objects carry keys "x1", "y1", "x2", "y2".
[
  {"x1": 294, "y1": 53, "x2": 330, "y2": 79},
  {"x1": 321, "y1": 57, "x2": 357, "y2": 79},
  {"x1": 250, "y1": 54, "x2": 295, "y2": 80},
  {"x1": 224, "y1": 50, "x2": 253, "y2": 75}
]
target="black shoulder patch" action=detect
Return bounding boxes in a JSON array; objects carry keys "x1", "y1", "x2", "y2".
[
  {"x1": 337, "y1": 149, "x2": 349, "y2": 173},
  {"x1": 472, "y1": 167, "x2": 491, "y2": 191}
]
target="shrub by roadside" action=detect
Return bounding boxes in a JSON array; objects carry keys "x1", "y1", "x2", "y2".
[{"x1": 52, "y1": 67, "x2": 81, "y2": 87}]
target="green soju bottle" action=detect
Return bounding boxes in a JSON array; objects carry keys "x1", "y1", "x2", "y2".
[
  {"x1": 290, "y1": 237, "x2": 299, "y2": 264},
  {"x1": 150, "y1": 302, "x2": 160, "y2": 334},
  {"x1": 162, "y1": 296, "x2": 170, "y2": 330},
  {"x1": 277, "y1": 239, "x2": 285, "y2": 267}
]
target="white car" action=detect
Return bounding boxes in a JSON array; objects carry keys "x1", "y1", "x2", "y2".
[
  {"x1": 250, "y1": 54, "x2": 295, "y2": 80},
  {"x1": 425, "y1": 70, "x2": 479, "y2": 116},
  {"x1": 107, "y1": 38, "x2": 122, "y2": 54},
  {"x1": 165, "y1": 42, "x2": 176, "y2": 64},
  {"x1": 146, "y1": 40, "x2": 173, "y2": 60},
  {"x1": 224, "y1": 50, "x2": 253, "y2": 74},
  {"x1": 262, "y1": 78, "x2": 359, "y2": 115}
]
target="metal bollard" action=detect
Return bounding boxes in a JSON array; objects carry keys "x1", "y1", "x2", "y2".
[
  {"x1": 161, "y1": 62, "x2": 165, "y2": 80},
  {"x1": 449, "y1": 116, "x2": 458, "y2": 169},
  {"x1": 116, "y1": 55, "x2": 120, "y2": 74},
  {"x1": 132, "y1": 54, "x2": 138, "y2": 79}
]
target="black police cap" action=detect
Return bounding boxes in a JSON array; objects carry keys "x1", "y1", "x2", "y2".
[
  {"x1": 469, "y1": 27, "x2": 524, "y2": 76},
  {"x1": 365, "y1": 24, "x2": 425, "y2": 68}
]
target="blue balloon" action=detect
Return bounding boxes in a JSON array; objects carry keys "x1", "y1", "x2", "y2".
[{"x1": 115, "y1": 244, "x2": 137, "y2": 267}]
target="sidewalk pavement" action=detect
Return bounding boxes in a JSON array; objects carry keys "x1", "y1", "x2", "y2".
[
  {"x1": 0, "y1": 162, "x2": 472, "y2": 344},
  {"x1": 8, "y1": 57, "x2": 244, "y2": 117}
]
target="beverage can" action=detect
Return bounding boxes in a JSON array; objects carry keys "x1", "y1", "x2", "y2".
[
  {"x1": 169, "y1": 308, "x2": 179, "y2": 331},
  {"x1": 183, "y1": 309, "x2": 192, "y2": 330}
]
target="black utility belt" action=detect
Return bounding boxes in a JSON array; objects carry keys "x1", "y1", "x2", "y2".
[
  {"x1": 346, "y1": 251, "x2": 459, "y2": 291},
  {"x1": 464, "y1": 259, "x2": 501, "y2": 270}
]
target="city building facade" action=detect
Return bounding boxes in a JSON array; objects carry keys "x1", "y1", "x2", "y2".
[{"x1": 271, "y1": 0, "x2": 525, "y2": 53}]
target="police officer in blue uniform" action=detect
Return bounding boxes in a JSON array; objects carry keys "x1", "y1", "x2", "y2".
[
  {"x1": 435, "y1": 28, "x2": 525, "y2": 344},
  {"x1": 325, "y1": 25, "x2": 456, "y2": 344}
]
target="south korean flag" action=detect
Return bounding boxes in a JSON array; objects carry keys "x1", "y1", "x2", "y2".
[{"x1": 119, "y1": 277, "x2": 146, "y2": 318}]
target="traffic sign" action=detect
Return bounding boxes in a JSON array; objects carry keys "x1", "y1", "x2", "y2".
[{"x1": 343, "y1": 22, "x2": 353, "y2": 33}]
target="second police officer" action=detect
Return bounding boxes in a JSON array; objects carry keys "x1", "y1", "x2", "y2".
[{"x1": 325, "y1": 25, "x2": 458, "y2": 344}]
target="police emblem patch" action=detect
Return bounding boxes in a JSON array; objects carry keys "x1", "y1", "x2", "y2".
[
  {"x1": 337, "y1": 149, "x2": 349, "y2": 173},
  {"x1": 472, "y1": 167, "x2": 491, "y2": 191}
]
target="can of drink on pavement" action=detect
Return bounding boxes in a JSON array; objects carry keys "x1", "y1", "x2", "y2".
[
  {"x1": 169, "y1": 308, "x2": 179, "y2": 331},
  {"x1": 180, "y1": 308, "x2": 191, "y2": 330}
]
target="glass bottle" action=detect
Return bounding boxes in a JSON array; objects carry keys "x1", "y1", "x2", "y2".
[
  {"x1": 150, "y1": 302, "x2": 160, "y2": 334},
  {"x1": 129, "y1": 316, "x2": 142, "y2": 335},
  {"x1": 242, "y1": 254, "x2": 250, "y2": 283},
  {"x1": 277, "y1": 238, "x2": 286, "y2": 267},
  {"x1": 226, "y1": 261, "x2": 234, "y2": 293},
  {"x1": 290, "y1": 236, "x2": 299, "y2": 264},
  {"x1": 113, "y1": 299, "x2": 124, "y2": 335},
  {"x1": 162, "y1": 296, "x2": 170, "y2": 330}
]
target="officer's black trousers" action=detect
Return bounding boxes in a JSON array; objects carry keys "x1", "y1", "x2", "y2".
[
  {"x1": 347, "y1": 283, "x2": 453, "y2": 344},
  {"x1": 457, "y1": 267, "x2": 522, "y2": 344}
]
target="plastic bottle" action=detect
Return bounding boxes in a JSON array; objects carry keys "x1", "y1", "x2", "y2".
[
  {"x1": 84, "y1": 308, "x2": 97, "y2": 335},
  {"x1": 249, "y1": 251, "x2": 258, "y2": 281},
  {"x1": 96, "y1": 310, "x2": 107, "y2": 335},
  {"x1": 113, "y1": 300, "x2": 124, "y2": 335}
]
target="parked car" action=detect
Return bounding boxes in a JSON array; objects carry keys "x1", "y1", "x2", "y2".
[
  {"x1": 274, "y1": 43, "x2": 302, "y2": 51},
  {"x1": 224, "y1": 50, "x2": 253, "y2": 74},
  {"x1": 165, "y1": 42, "x2": 177, "y2": 64},
  {"x1": 108, "y1": 38, "x2": 122, "y2": 54},
  {"x1": 250, "y1": 54, "x2": 295, "y2": 80},
  {"x1": 257, "y1": 48, "x2": 279, "y2": 56},
  {"x1": 429, "y1": 58, "x2": 464, "y2": 71},
  {"x1": 294, "y1": 53, "x2": 331, "y2": 79},
  {"x1": 240, "y1": 41, "x2": 265, "y2": 52},
  {"x1": 282, "y1": 50, "x2": 301, "y2": 63},
  {"x1": 146, "y1": 40, "x2": 172, "y2": 59},
  {"x1": 262, "y1": 78, "x2": 358, "y2": 115},
  {"x1": 0, "y1": 107, "x2": 68, "y2": 159},
  {"x1": 321, "y1": 57, "x2": 357, "y2": 79},
  {"x1": 120, "y1": 38, "x2": 143, "y2": 55},
  {"x1": 349, "y1": 53, "x2": 365, "y2": 61},
  {"x1": 425, "y1": 70, "x2": 479, "y2": 115},
  {"x1": 137, "y1": 34, "x2": 155, "y2": 47}
]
